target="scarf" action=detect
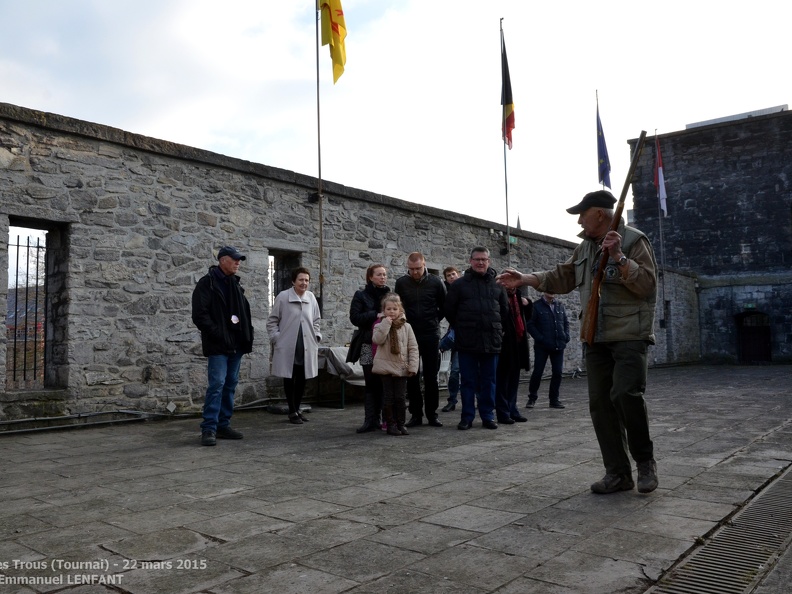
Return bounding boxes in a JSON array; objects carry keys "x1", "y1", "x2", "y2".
[
  {"x1": 509, "y1": 291, "x2": 525, "y2": 341},
  {"x1": 389, "y1": 317, "x2": 406, "y2": 355}
]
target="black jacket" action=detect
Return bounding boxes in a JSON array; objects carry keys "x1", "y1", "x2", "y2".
[
  {"x1": 349, "y1": 282, "x2": 391, "y2": 345},
  {"x1": 192, "y1": 266, "x2": 254, "y2": 357},
  {"x1": 526, "y1": 297, "x2": 570, "y2": 351},
  {"x1": 394, "y1": 271, "x2": 446, "y2": 340},
  {"x1": 444, "y1": 267, "x2": 508, "y2": 354},
  {"x1": 500, "y1": 289, "x2": 532, "y2": 371}
]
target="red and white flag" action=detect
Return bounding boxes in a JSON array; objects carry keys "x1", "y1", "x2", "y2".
[{"x1": 654, "y1": 136, "x2": 668, "y2": 217}]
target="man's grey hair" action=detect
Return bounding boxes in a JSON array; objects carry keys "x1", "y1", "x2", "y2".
[{"x1": 470, "y1": 246, "x2": 490, "y2": 258}]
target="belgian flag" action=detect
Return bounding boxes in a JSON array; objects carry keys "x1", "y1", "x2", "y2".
[{"x1": 501, "y1": 36, "x2": 515, "y2": 149}]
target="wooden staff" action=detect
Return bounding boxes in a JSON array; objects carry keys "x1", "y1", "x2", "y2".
[{"x1": 582, "y1": 130, "x2": 647, "y2": 345}]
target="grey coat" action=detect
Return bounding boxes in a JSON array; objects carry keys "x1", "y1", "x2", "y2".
[{"x1": 267, "y1": 288, "x2": 322, "y2": 378}]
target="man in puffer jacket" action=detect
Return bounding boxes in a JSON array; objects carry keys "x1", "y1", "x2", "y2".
[
  {"x1": 395, "y1": 252, "x2": 446, "y2": 428},
  {"x1": 445, "y1": 247, "x2": 509, "y2": 431}
]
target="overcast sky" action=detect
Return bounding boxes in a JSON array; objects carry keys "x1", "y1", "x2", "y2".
[{"x1": 1, "y1": 0, "x2": 789, "y2": 243}]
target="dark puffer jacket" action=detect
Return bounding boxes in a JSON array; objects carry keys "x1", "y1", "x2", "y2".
[{"x1": 444, "y1": 267, "x2": 508, "y2": 354}]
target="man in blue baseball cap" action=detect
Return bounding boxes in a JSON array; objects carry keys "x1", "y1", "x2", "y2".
[{"x1": 192, "y1": 246, "x2": 253, "y2": 446}]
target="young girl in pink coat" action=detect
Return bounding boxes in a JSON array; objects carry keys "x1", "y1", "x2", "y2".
[{"x1": 372, "y1": 293, "x2": 419, "y2": 435}]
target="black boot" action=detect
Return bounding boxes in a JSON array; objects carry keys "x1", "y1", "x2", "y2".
[
  {"x1": 356, "y1": 392, "x2": 378, "y2": 433},
  {"x1": 372, "y1": 389, "x2": 383, "y2": 429},
  {"x1": 384, "y1": 404, "x2": 400, "y2": 436},
  {"x1": 396, "y1": 399, "x2": 409, "y2": 435}
]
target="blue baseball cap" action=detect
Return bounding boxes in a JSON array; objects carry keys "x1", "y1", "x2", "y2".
[{"x1": 217, "y1": 246, "x2": 246, "y2": 261}]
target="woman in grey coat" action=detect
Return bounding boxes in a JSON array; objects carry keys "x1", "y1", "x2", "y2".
[{"x1": 267, "y1": 267, "x2": 322, "y2": 424}]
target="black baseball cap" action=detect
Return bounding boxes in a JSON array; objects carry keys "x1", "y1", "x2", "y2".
[{"x1": 566, "y1": 190, "x2": 617, "y2": 214}]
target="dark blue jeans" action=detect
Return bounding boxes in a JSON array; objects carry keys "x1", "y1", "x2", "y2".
[
  {"x1": 201, "y1": 352, "x2": 243, "y2": 432},
  {"x1": 446, "y1": 351, "x2": 460, "y2": 405},
  {"x1": 529, "y1": 345, "x2": 565, "y2": 403},
  {"x1": 458, "y1": 352, "x2": 498, "y2": 423}
]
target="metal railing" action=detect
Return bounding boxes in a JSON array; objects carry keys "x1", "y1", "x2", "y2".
[{"x1": 6, "y1": 235, "x2": 47, "y2": 389}]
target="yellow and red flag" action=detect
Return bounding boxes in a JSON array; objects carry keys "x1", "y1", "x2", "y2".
[
  {"x1": 501, "y1": 36, "x2": 514, "y2": 149},
  {"x1": 319, "y1": 0, "x2": 347, "y2": 83}
]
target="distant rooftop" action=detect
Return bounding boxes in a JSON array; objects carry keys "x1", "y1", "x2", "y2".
[{"x1": 686, "y1": 105, "x2": 788, "y2": 129}]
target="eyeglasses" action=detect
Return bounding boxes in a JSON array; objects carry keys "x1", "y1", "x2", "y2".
[{"x1": 471, "y1": 258, "x2": 489, "y2": 263}]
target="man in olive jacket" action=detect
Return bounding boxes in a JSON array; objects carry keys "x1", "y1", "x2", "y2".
[
  {"x1": 498, "y1": 190, "x2": 659, "y2": 495},
  {"x1": 192, "y1": 246, "x2": 254, "y2": 446},
  {"x1": 445, "y1": 247, "x2": 509, "y2": 431}
]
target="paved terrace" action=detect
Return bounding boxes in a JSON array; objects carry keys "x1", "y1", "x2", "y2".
[{"x1": 1, "y1": 364, "x2": 791, "y2": 594}]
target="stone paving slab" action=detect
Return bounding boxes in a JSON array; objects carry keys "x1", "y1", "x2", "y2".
[{"x1": 1, "y1": 364, "x2": 791, "y2": 593}]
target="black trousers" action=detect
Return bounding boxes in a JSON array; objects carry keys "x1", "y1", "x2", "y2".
[
  {"x1": 406, "y1": 336, "x2": 440, "y2": 419},
  {"x1": 283, "y1": 364, "x2": 306, "y2": 415}
]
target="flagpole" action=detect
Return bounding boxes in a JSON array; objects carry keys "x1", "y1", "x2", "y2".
[
  {"x1": 655, "y1": 130, "x2": 667, "y2": 330},
  {"x1": 314, "y1": 5, "x2": 325, "y2": 311},
  {"x1": 500, "y1": 19, "x2": 512, "y2": 267},
  {"x1": 503, "y1": 137, "x2": 512, "y2": 267}
]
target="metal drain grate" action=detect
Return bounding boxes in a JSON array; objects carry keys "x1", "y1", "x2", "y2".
[{"x1": 647, "y1": 465, "x2": 792, "y2": 594}]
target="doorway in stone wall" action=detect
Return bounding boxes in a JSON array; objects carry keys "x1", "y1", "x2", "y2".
[
  {"x1": 5, "y1": 221, "x2": 68, "y2": 391},
  {"x1": 6, "y1": 226, "x2": 48, "y2": 389},
  {"x1": 268, "y1": 250, "x2": 302, "y2": 307},
  {"x1": 736, "y1": 311, "x2": 772, "y2": 363}
]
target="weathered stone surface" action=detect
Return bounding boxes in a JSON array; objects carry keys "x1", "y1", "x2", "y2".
[
  {"x1": 632, "y1": 112, "x2": 792, "y2": 363},
  {"x1": 0, "y1": 102, "x2": 701, "y2": 419}
]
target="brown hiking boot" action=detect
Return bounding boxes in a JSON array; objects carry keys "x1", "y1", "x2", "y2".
[
  {"x1": 637, "y1": 459, "x2": 659, "y2": 493},
  {"x1": 590, "y1": 473, "x2": 635, "y2": 494}
]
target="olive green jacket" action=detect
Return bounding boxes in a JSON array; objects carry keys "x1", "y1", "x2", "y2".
[{"x1": 535, "y1": 221, "x2": 657, "y2": 344}]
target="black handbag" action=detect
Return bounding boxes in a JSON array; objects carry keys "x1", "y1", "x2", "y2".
[{"x1": 346, "y1": 328, "x2": 363, "y2": 363}]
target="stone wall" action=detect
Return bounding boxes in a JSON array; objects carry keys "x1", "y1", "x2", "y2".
[
  {"x1": 696, "y1": 273, "x2": 792, "y2": 363},
  {"x1": 651, "y1": 267, "x2": 701, "y2": 365},
  {"x1": 0, "y1": 102, "x2": 698, "y2": 419},
  {"x1": 630, "y1": 110, "x2": 792, "y2": 363}
]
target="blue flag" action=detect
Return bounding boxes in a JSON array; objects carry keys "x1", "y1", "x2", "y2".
[{"x1": 596, "y1": 106, "x2": 611, "y2": 189}]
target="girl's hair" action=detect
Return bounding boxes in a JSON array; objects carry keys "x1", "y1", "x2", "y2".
[
  {"x1": 291, "y1": 266, "x2": 310, "y2": 282},
  {"x1": 366, "y1": 263, "x2": 386, "y2": 281},
  {"x1": 380, "y1": 292, "x2": 404, "y2": 314},
  {"x1": 381, "y1": 292, "x2": 406, "y2": 355}
]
